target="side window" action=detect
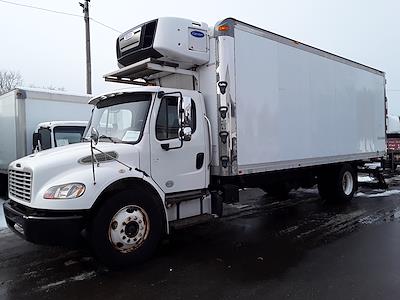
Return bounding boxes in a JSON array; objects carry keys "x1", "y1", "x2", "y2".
[
  {"x1": 156, "y1": 97, "x2": 196, "y2": 141},
  {"x1": 53, "y1": 126, "x2": 86, "y2": 147},
  {"x1": 38, "y1": 128, "x2": 52, "y2": 150},
  {"x1": 156, "y1": 97, "x2": 179, "y2": 140}
]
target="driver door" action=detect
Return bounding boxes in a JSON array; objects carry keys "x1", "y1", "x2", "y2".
[{"x1": 150, "y1": 94, "x2": 206, "y2": 193}]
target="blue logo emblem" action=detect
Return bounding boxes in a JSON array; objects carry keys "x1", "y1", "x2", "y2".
[{"x1": 191, "y1": 31, "x2": 205, "y2": 38}]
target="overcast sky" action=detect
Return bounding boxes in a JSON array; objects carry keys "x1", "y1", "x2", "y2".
[{"x1": 1, "y1": 0, "x2": 399, "y2": 113}]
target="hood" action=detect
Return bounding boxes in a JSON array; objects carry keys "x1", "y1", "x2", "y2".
[
  {"x1": 9, "y1": 142, "x2": 140, "y2": 174},
  {"x1": 8, "y1": 141, "x2": 143, "y2": 209}
]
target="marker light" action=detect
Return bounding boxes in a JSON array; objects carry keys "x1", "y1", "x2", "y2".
[{"x1": 218, "y1": 25, "x2": 230, "y2": 31}]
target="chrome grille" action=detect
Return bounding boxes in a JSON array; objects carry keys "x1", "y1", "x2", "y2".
[{"x1": 9, "y1": 169, "x2": 32, "y2": 202}]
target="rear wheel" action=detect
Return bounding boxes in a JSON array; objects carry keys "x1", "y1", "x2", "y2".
[
  {"x1": 318, "y1": 164, "x2": 357, "y2": 203},
  {"x1": 89, "y1": 188, "x2": 164, "y2": 268}
]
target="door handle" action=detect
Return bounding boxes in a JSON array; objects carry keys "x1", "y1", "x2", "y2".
[
  {"x1": 196, "y1": 153, "x2": 205, "y2": 169},
  {"x1": 161, "y1": 143, "x2": 170, "y2": 151}
]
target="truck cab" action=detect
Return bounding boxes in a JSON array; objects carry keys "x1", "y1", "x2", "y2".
[
  {"x1": 4, "y1": 85, "x2": 212, "y2": 267},
  {"x1": 84, "y1": 86, "x2": 210, "y2": 195},
  {"x1": 33, "y1": 121, "x2": 88, "y2": 152}
]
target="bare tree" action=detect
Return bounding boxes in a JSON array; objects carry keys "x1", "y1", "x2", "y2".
[{"x1": 0, "y1": 70, "x2": 22, "y2": 95}]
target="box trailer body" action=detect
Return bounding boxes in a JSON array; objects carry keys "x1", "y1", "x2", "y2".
[
  {"x1": 0, "y1": 88, "x2": 92, "y2": 174},
  {"x1": 4, "y1": 17, "x2": 387, "y2": 267},
  {"x1": 233, "y1": 22, "x2": 385, "y2": 173}
]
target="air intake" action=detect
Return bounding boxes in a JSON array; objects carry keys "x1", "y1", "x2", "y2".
[{"x1": 79, "y1": 151, "x2": 118, "y2": 164}]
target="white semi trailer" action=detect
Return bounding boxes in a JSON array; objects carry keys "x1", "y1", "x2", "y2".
[{"x1": 4, "y1": 18, "x2": 386, "y2": 267}]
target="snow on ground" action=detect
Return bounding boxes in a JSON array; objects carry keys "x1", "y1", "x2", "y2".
[
  {"x1": 37, "y1": 271, "x2": 97, "y2": 292},
  {"x1": 0, "y1": 198, "x2": 6, "y2": 229},
  {"x1": 356, "y1": 189, "x2": 400, "y2": 198},
  {"x1": 358, "y1": 175, "x2": 376, "y2": 183},
  {"x1": 364, "y1": 162, "x2": 381, "y2": 169}
]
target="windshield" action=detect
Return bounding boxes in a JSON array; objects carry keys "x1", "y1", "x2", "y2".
[
  {"x1": 85, "y1": 92, "x2": 152, "y2": 143},
  {"x1": 54, "y1": 126, "x2": 86, "y2": 147}
]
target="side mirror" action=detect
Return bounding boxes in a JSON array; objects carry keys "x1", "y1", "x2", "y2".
[
  {"x1": 90, "y1": 127, "x2": 99, "y2": 145},
  {"x1": 32, "y1": 132, "x2": 41, "y2": 152},
  {"x1": 178, "y1": 96, "x2": 192, "y2": 141}
]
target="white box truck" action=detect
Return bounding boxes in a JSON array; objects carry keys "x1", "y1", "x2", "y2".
[
  {"x1": 32, "y1": 121, "x2": 88, "y2": 152},
  {"x1": 4, "y1": 18, "x2": 386, "y2": 267},
  {"x1": 0, "y1": 88, "x2": 91, "y2": 193}
]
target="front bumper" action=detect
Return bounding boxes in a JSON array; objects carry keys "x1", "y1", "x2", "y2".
[{"x1": 3, "y1": 200, "x2": 89, "y2": 246}]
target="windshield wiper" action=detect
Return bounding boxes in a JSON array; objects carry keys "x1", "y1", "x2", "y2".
[{"x1": 99, "y1": 135, "x2": 120, "y2": 143}]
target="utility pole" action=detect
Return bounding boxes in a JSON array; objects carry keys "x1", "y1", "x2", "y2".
[{"x1": 79, "y1": 0, "x2": 92, "y2": 94}]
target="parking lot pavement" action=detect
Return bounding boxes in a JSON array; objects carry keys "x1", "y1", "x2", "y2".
[{"x1": 2, "y1": 179, "x2": 400, "y2": 299}]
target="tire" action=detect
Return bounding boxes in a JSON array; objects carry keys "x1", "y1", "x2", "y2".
[
  {"x1": 318, "y1": 164, "x2": 357, "y2": 203},
  {"x1": 89, "y1": 188, "x2": 165, "y2": 268}
]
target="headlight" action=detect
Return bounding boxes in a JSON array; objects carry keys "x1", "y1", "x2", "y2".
[{"x1": 44, "y1": 183, "x2": 86, "y2": 199}]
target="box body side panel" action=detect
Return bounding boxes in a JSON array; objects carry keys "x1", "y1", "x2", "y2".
[
  {"x1": 233, "y1": 28, "x2": 386, "y2": 173},
  {"x1": 0, "y1": 92, "x2": 17, "y2": 173}
]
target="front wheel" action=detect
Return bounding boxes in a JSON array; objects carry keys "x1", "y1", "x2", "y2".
[{"x1": 89, "y1": 189, "x2": 164, "y2": 268}]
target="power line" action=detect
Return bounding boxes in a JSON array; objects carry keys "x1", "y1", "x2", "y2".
[
  {"x1": 0, "y1": 0, "x2": 121, "y2": 33},
  {"x1": 91, "y1": 17, "x2": 121, "y2": 33},
  {"x1": 0, "y1": 0, "x2": 81, "y2": 18}
]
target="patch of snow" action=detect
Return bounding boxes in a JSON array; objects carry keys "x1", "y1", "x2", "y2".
[
  {"x1": 37, "y1": 271, "x2": 96, "y2": 291},
  {"x1": 364, "y1": 162, "x2": 381, "y2": 169},
  {"x1": 227, "y1": 203, "x2": 250, "y2": 209},
  {"x1": 38, "y1": 280, "x2": 67, "y2": 291},
  {"x1": 358, "y1": 175, "x2": 375, "y2": 183},
  {"x1": 356, "y1": 190, "x2": 400, "y2": 198},
  {"x1": 280, "y1": 225, "x2": 299, "y2": 234},
  {"x1": 64, "y1": 260, "x2": 78, "y2": 266},
  {"x1": 296, "y1": 188, "x2": 318, "y2": 194},
  {"x1": 23, "y1": 271, "x2": 38, "y2": 277},
  {"x1": 359, "y1": 215, "x2": 380, "y2": 225},
  {"x1": 70, "y1": 271, "x2": 96, "y2": 281}
]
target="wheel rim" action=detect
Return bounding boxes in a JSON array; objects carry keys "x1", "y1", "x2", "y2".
[
  {"x1": 108, "y1": 205, "x2": 150, "y2": 253},
  {"x1": 342, "y1": 171, "x2": 354, "y2": 196}
]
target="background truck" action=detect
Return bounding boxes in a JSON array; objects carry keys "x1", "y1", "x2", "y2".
[
  {"x1": 33, "y1": 121, "x2": 88, "y2": 152},
  {"x1": 4, "y1": 17, "x2": 386, "y2": 268},
  {"x1": 383, "y1": 115, "x2": 400, "y2": 171},
  {"x1": 0, "y1": 88, "x2": 91, "y2": 194}
]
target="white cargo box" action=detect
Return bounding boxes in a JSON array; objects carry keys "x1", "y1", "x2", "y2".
[{"x1": 220, "y1": 20, "x2": 386, "y2": 175}]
